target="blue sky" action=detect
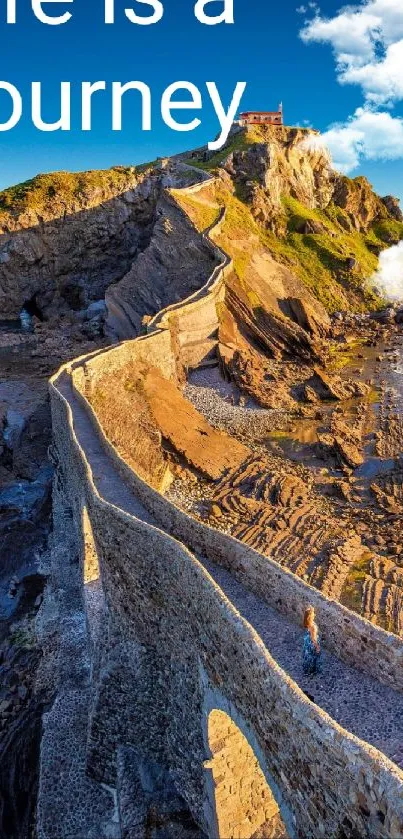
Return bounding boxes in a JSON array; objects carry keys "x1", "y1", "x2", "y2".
[{"x1": 0, "y1": 0, "x2": 402, "y2": 201}]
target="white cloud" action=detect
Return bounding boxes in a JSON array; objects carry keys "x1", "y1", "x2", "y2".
[
  {"x1": 301, "y1": 10, "x2": 381, "y2": 64},
  {"x1": 342, "y1": 39, "x2": 403, "y2": 104},
  {"x1": 371, "y1": 240, "x2": 403, "y2": 299},
  {"x1": 304, "y1": 108, "x2": 403, "y2": 172},
  {"x1": 300, "y1": 0, "x2": 403, "y2": 105},
  {"x1": 300, "y1": 0, "x2": 403, "y2": 172}
]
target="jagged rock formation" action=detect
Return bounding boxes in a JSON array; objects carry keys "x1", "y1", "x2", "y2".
[
  {"x1": 223, "y1": 126, "x2": 334, "y2": 229},
  {"x1": 332, "y1": 176, "x2": 392, "y2": 232},
  {"x1": 179, "y1": 125, "x2": 403, "y2": 312},
  {"x1": 0, "y1": 168, "x2": 159, "y2": 320},
  {"x1": 106, "y1": 192, "x2": 220, "y2": 340},
  {"x1": 382, "y1": 195, "x2": 403, "y2": 222}
]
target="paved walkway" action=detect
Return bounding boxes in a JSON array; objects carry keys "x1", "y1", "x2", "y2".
[{"x1": 59, "y1": 371, "x2": 403, "y2": 771}]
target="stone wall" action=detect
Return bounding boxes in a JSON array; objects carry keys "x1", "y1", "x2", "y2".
[
  {"x1": 46, "y1": 170, "x2": 403, "y2": 839},
  {"x1": 145, "y1": 187, "x2": 230, "y2": 370},
  {"x1": 69, "y1": 343, "x2": 403, "y2": 692},
  {"x1": 48, "y1": 371, "x2": 403, "y2": 839}
]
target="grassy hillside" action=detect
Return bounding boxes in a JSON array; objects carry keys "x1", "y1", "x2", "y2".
[
  {"x1": 0, "y1": 166, "x2": 139, "y2": 230},
  {"x1": 173, "y1": 174, "x2": 402, "y2": 313}
]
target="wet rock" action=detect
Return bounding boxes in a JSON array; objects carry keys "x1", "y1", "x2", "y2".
[
  {"x1": 371, "y1": 308, "x2": 395, "y2": 325},
  {"x1": 86, "y1": 300, "x2": 107, "y2": 321},
  {"x1": 0, "y1": 468, "x2": 52, "y2": 523}
]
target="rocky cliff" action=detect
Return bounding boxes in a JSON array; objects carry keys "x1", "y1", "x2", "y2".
[
  {"x1": 106, "y1": 191, "x2": 221, "y2": 340},
  {"x1": 182, "y1": 125, "x2": 403, "y2": 312},
  {"x1": 0, "y1": 167, "x2": 159, "y2": 320},
  {"x1": 1, "y1": 125, "x2": 402, "y2": 332}
]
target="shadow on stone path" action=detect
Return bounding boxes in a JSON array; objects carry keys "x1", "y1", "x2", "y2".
[{"x1": 61, "y1": 372, "x2": 403, "y2": 773}]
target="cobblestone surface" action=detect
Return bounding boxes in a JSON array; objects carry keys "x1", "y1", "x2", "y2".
[
  {"x1": 201, "y1": 556, "x2": 403, "y2": 769},
  {"x1": 62, "y1": 374, "x2": 403, "y2": 778}
]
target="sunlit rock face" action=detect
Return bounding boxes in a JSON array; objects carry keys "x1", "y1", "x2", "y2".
[{"x1": 224, "y1": 126, "x2": 335, "y2": 220}]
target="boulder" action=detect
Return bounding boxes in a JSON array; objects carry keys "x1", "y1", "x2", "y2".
[
  {"x1": 381, "y1": 195, "x2": 403, "y2": 222},
  {"x1": 86, "y1": 300, "x2": 107, "y2": 321},
  {"x1": 272, "y1": 475, "x2": 308, "y2": 507},
  {"x1": 370, "y1": 307, "x2": 395, "y2": 324},
  {"x1": 286, "y1": 297, "x2": 331, "y2": 338},
  {"x1": 332, "y1": 175, "x2": 389, "y2": 232},
  {"x1": 309, "y1": 367, "x2": 345, "y2": 400},
  {"x1": 331, "y1": 417, "x2": 364, "y2": 469}
]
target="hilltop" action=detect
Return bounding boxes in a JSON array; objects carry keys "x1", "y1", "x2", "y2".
[
  {"x1": 176, "y1": 124, "x2": 403, "y2": 313},
  {"x1": 1, "y1": 124, "x2": 402, "y2": 328},
  {"x1": 0, "y1": 166, "x2": 140, "y2": 232}
]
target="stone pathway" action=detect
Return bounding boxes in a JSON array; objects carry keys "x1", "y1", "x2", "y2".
[
  {"x1": 59, "y1": 371, "x2": 403, "y2": 771},
  {"x1": 200, "y1": 557, "x2": 403, "y2": 769},
  {"x1": 58, "y1": 372, "x2": 156, "y2": 526}
]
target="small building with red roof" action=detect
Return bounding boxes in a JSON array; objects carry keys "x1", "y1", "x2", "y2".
[{"x1": 239, "y1": 104, "x2": 283, "y2": 127}]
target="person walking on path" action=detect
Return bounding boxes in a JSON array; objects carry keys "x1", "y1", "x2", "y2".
[{"x1": 303, "y1": 606, "x2": 322, "y2": 676}]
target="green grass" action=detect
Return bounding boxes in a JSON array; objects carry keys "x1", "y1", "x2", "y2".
[
  {"x1": 184, "y1": 125, "x2": 267, "y2": 172},
  {"x1": 180, "y1": 129, "x2": 403, "y2": 313},
  {"x1": 174, "y1": 177, "x2": 393, "y2": 312},
  {"x1": 169, "y1": 190, "x2": 221, "y2": 232},
  {"x1": 371, "y1": 218, "x2": 403, "y2": 244},
  {"x1": 341, "y1": 551, "x2": 372, "y2": 614},
  {"x1": 0, "y1": 166, "x2": 137, "y2": 228},
  {"x1": 368, "y1": 387, "x2": 381, "y2": 405},
  {"x1": 327, "y1": 345, "x2": 360, "y2": 372},
  {"x1": 259, "y1": 197, "x2": 390, "y2": 312}
]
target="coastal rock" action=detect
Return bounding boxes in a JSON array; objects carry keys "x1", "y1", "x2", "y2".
[
  {"x1": 223, "y1": 126, "x2": 334, "y2": 223},
  {"x1": 0, "y1": 169, "x2": 160, "y2": 320},
  {"x1": 332, "y1": 176, "x2": 389, "y2": 232},
  {"x1": 381, "y1": 195, "x2": 403, "y2": 222}
]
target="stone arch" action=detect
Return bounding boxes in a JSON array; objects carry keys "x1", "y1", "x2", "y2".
[{"x1": 202, "y1": 692, "x2": 293, "y2": 839}]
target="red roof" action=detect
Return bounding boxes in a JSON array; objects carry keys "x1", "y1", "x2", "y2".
[{"x1": 240, "y1": 111, "x2": 282, "y2": 116}]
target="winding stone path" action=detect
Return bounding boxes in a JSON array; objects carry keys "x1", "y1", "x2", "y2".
[
  {"x1": 60, "y1": 371, "x2": 403, "y2": 774},
  {"x1": 201, "y1": 557, "x2": 403, "y2": 769}
]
